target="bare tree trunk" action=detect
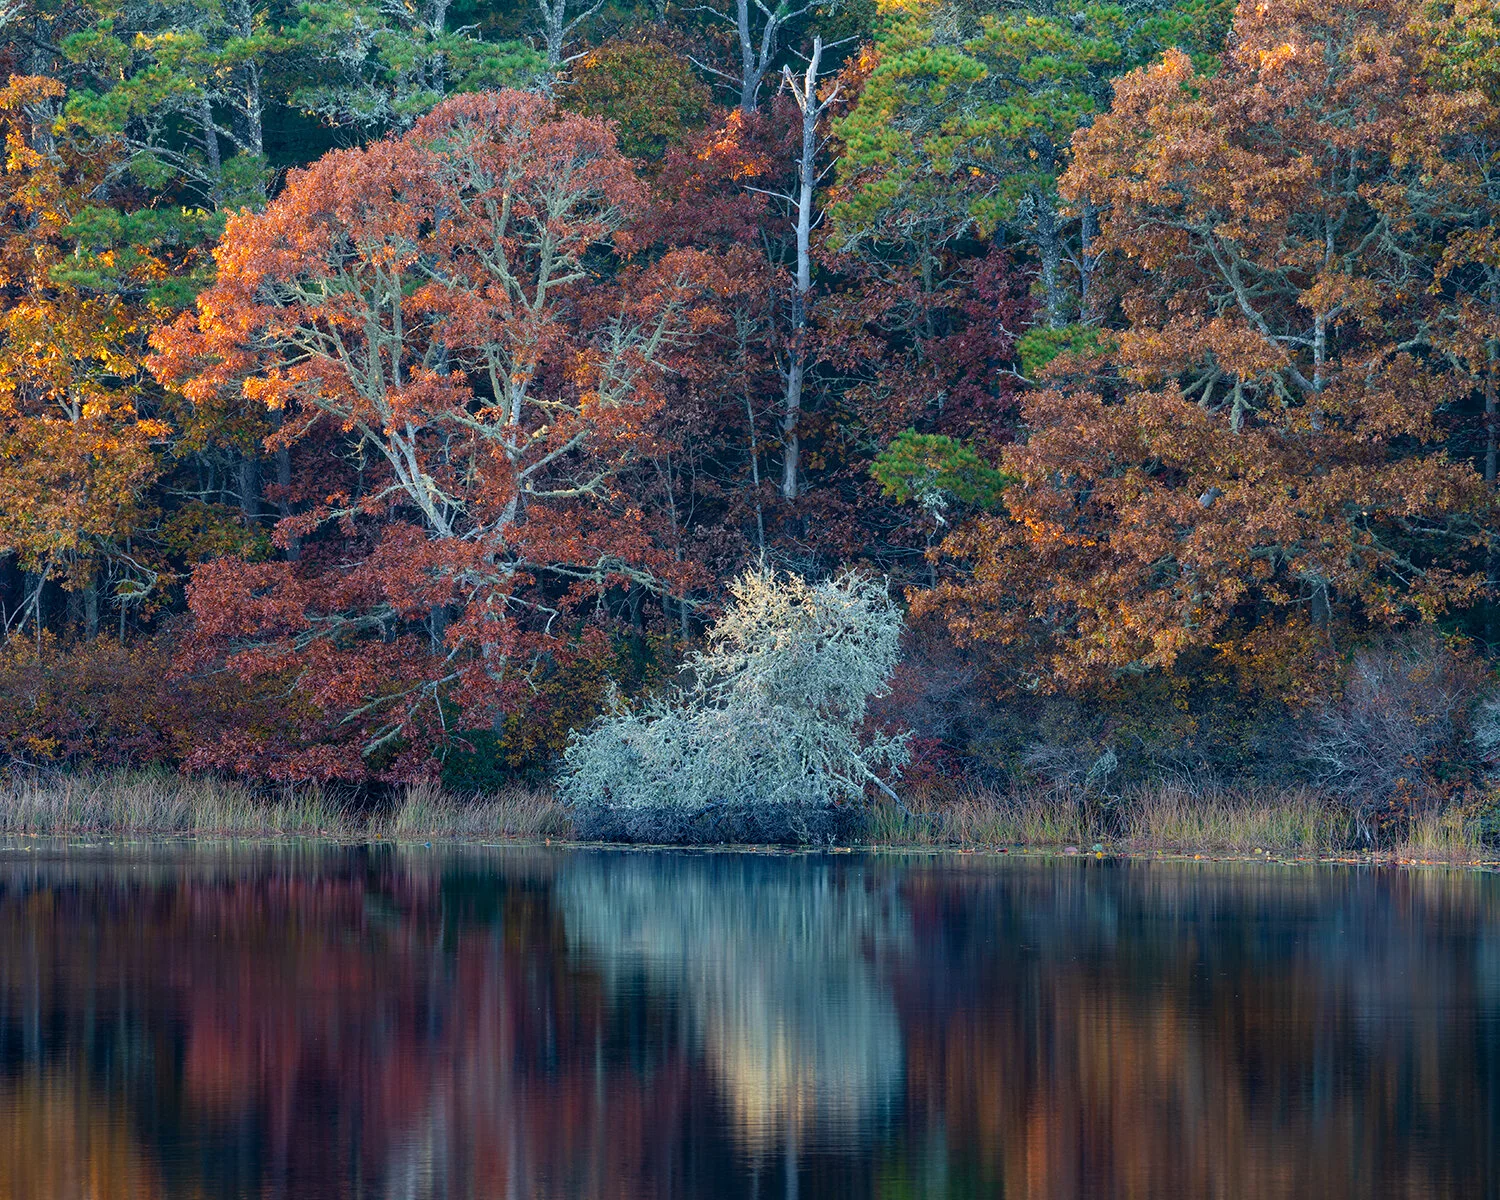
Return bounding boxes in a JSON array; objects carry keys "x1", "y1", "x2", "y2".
[
  {"x1": 84, "y1": 575, "x2": 99, "y2": 641},
  {"x1": 274, "y1": 409, "x2": 300, "y2": 562},
  {"x1": 781, "y1": 356, "x2": 804, "y2": 502},
  {"x1": 228, "y1": 0, "x2": 268, "y2": 205},
  {"x1": 730, "y1": 0, "x2": 811, "y2": 114},
  {"x1": 534, "y1": 0, "x2": 601, "y2": 73},
  {"x1": 22, "y1": 570, "x2": 44, "y2": 647},
  {"x1": 1032, "y1": 192, "x2": 1067, "y2": 330},
  {"x1": 737, "y1": 0, "x2": 765, "y2": 113},
  {"x1": 745, "y1": 386, "x2": 766, "y2": 557},
  {"x1": 1487, "y1": 339, "x2": 1497, "y2": 488},
  {"x1": 1079, "y1": 199, "x2": 1100, "y2": 324},
  {"x1": 239, "y1": 452, "x2": 260, "y2": 525},
  {"x1": 780, "y1": 37, "x2": 831, "y2": 504},
  {"x1": 197, "y1": 96, "x2": 223, "y2": 205},
  {"x1": 661, "y1": 453, "x2": 692, "y2": 640}
]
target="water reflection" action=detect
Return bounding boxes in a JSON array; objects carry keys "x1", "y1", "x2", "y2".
[
  {"x1": 558, "y1": 854, "x2": 907, "y2": 1153},
  {"x1": 0, "y1": 843, "x2": 1494, "y2": 1199}
]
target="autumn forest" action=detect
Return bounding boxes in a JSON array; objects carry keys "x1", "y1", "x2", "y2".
[{"x1": 2, "y1": 0, "x2": 1500, "y2": 839}]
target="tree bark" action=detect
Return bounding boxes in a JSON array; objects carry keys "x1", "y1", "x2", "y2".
[
  {"x1": 197, "y1": 96, "x2": 223, "y2": 206},
  {"x1": 239, "y1": 452, "x2": 260, "y2": 525},
  {"x1": 273, "y1": 409, "x2": 300, "y2": 562},
  {"x1": 84, "y1": 575, "x2": 99, "y2": 641},
  {"x1": 1486, "y1": 337, "x2": 1497, "y2": 646},
  {"x1": 1032, "y1": 192, "x2": 1067, "y2": 330},
  {"x1": 780, "y1": 37, "x2": 826, "y2": 503}
]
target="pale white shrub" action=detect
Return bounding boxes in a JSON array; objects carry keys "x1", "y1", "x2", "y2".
[{"x1": 559, "y1": 569, "x2": 909, "y2": 814}]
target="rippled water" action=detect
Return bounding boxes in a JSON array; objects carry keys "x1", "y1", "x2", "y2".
[{"x1": 0, "y1": 843, "x2": 1496, "y2": 1198}]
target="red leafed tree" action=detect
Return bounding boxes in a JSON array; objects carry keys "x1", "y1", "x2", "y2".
[{"x1": 151, "y1": 90, "x2": 719, "y2": 780}]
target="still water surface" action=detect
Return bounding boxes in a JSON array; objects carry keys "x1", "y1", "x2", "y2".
[{"x1": 0, "y1": 842, "x2": 1496, "y2": 1199}]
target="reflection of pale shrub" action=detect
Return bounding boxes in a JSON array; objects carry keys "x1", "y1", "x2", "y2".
[
  {"x1": 560, "y1": 570, "x2": 909, "y2": 840},
  {"x1": 557, "y1": 855, "x2": 907, "y2": 1147}
]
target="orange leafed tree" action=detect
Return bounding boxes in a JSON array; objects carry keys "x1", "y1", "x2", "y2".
[
  {"x1": 0, "y1": 76, "x2": 168, "y2": 639},
  {"x1": 918, "y1": 0, "x2": 1496, "y2": 689},
  {"x1": 151, "y1": 90, "x2": 721, "y2": 779}
]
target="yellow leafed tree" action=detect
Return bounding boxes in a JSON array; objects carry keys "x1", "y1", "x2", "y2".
[{"x1": 0, "y1": 76, "x2": 168, "y2": 639}]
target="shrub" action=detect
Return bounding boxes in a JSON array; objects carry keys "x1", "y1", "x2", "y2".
[
  {"x1": 0, "y1": 634, "x2": 186, "y2": 768},
  {"x1": 1301, "y1": 634, "x2": 1487, "y2": 841},
  {"x1": 1471, "y1": 690, "x2": 1500, "y2": 778},
  {"x1": 559, "y1": 570, "x2": 910, "y2": 843}
]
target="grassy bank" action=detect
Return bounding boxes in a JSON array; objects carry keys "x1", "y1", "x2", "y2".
[
  {"x1": 868, "y1": 782, "x2": 1494, "y2": 864},
  {"x1": 0, "y1": 771, "x2": 569, "y2": 842},
  {"x1": 0, "y1": 770, "x2": 1491, "y2": 863}
]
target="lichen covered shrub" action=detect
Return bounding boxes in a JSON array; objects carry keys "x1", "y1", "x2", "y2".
[{"x1": 560, "y1": 570, "x2": 909, "y2": 843}]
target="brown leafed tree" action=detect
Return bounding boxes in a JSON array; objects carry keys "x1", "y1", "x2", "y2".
[{"x1": 918, "y1": 0, "x2": 1496, "y2": 688}]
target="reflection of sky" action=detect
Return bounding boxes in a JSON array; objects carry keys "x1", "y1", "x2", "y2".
[{"x1": 557, "y1": 853, "x2": 909, "y2": 1151}]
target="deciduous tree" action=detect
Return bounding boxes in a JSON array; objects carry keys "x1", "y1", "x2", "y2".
[
  {"x1": 919, "y1": 0, "x2": 1494, "y2": 687},
  {"x1": 831, "y1": 0, "x2": 1232, "y2": 333},
  {"x1": 152, "y1": 89, "x2": 719, "y2": 778},
  {"x1": 0, "y1": 75, "x2": 168, "y2": 641}
]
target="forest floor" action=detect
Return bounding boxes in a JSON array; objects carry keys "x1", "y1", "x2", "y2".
[{"x1": 0, "y1": 769, "x2": 1491, "y2": 865}]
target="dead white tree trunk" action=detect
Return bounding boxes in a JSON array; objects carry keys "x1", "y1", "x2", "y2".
[{"x1": 778, "y1": 37, "x2": 838, "y2": 503}]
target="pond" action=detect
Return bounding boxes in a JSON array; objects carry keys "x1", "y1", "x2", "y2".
[{"x1": 0, "y1": 842, "x2": 1494, "y2": 1199}]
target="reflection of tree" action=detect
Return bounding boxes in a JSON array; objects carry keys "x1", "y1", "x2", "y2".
[
  {"x1": 0, "y1": 1077, "x2": 172, "y2": 1200},
  {"x1": 0, "y1": 844, "x2": 714, "y2": 1199},
  {"x1": 0, "y1": 846, "x2": 1497, "y2": 1199},
  {"x1": 883, "y1": 860, "x2": 1500, "y2": 1199},
  {"x1": 557, "y1": 852, "x2": 909, "y2": 1152}
]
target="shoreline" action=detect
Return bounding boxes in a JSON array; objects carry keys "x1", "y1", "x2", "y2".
[
  {"x1": 1, "y1": 768, "x2": 1493, "y2": 867},
  {"x1": 2, "y1": 831, "x2": 1495, "y2": 872}
]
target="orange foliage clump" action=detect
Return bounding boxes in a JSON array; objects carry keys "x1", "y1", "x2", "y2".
[{"x1": 918, "y1": 0, "x2": 1497, "y2": 689}]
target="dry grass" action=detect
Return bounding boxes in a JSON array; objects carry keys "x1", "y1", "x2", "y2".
[
  {"x1": 868, "y1": 783, "x2": 1106, "y2": 848},
  {"x1": 0, "y1": 769, "x2": 569, "y2": 842},
  {"x1": 870, "y1": 780, "x2": 1356, "y2": 855},
  {"x1": 1119, "y1": 783, "x2": 1352, "y2": 855},
  {"x1": 373, "y1": 779, "x2": 570, "y2": 841},
  {"x1": 4, "y1": 768, "x2": 1492, "y2": 859},
  {"x1": 1394, "y1": 807, "x2": 1488, "y2": 863}
]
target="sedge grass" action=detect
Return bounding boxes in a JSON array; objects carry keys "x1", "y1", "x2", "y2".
[
  {"x1": 0, "y1": 769, "x2": 568, "y2": 842},
  {"x1": 4, "y1": 768, "x2": 1493, "y2": 861},
  {"x1": 867, "y1": 783, "x2": 1105, "y2": 849},
  {"x1": 1119, "y1": 783, "x2": 1351, "y2": 855},
  {"x1": 869, "y1": 780, "x2": 1357, "y2": 856},
  {"x1": 1394, "y1": 807, "x2": 1488, "y2": 863}
]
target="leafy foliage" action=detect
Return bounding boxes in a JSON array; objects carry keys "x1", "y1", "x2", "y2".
[
  {"x1": 920, "y1": 0, "x2": 1498, "y2": 689},
  {"x1": 150, "y1": 89, "x2": 723, "y2": 778},
  {"x1": 831, "y1": 0, "x2": 1233, "y2": 324},
  {"x1": 0, "y1": 76, "x2": 171, "y2": 625},
  {"x1": 870, "y1": 431, "x2": 1010, "y2": 516},
  {"x1": 563, "y1": 38, "x2": 713, "y2": 160},
  {"x1": 292, "y1": 0, "x2": 543, "y2": 133},
  {"x1": 0, "y1": 0, "x2": 1496, "y2": 820}
]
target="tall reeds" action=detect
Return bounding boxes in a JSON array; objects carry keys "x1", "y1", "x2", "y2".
[{"x1": 0, "y1": 770, "x2": 567, "y2": 841}]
